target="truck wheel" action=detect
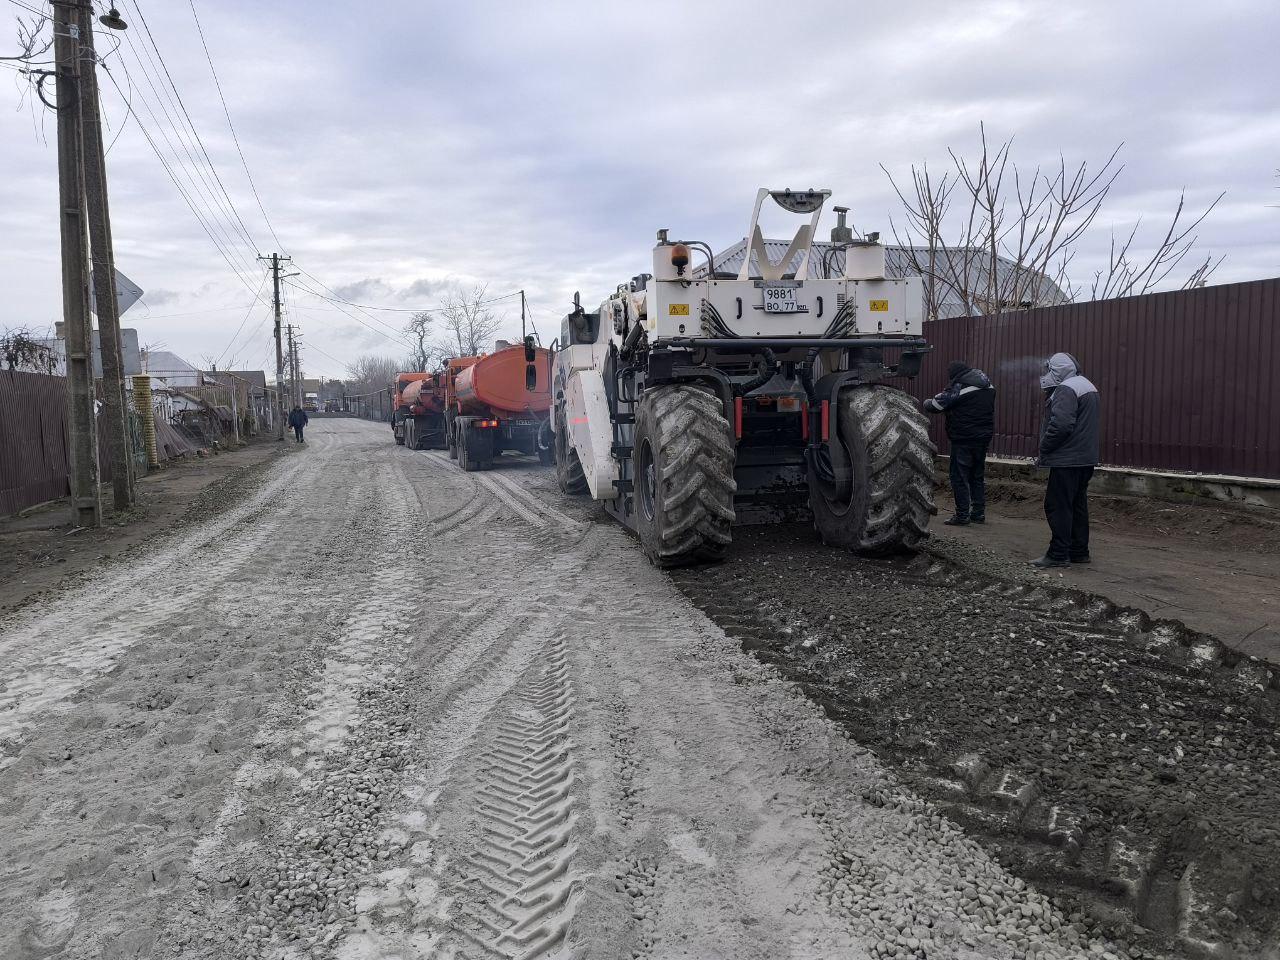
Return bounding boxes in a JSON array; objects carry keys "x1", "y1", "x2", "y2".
[
  {"x1": 458, "y1": 422, "x2": 478, "y2": 472},
  {"x1": 809, "y1": 385, "x2": 935, "y2": 554},
  {"x1": 554, "y1": 406, "x2": 588, "y2": 495},
  {"x1": 633, "y1": 384, "x2": 736, "y2": 567},
  {"x1": 447, "y1": 413, "x2": 458, "y2": 459}
]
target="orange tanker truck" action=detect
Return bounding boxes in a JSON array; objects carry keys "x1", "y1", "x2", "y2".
[
  {"x1": 399, "y1": 373, "x2": 448, "y2": 449},
  {"x1": 390, "y1": 371, "x2": 432, "y2": 446},
  {"x1": 444, "y1": 338, "x2": 553, "y2": 471}
]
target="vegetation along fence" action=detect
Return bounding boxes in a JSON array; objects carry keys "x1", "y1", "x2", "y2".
[{"x1": 908, "y1": 277, "x2": 1280, "y2": 480}]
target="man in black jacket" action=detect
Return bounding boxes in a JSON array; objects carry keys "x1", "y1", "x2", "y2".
[
  {"x1": 1033, "y1": 352, "x2": 1101, "y2": 568},
  {"x1": 287, "y1": 406, "x2": 309, "y2": 443},
  {"x1": 924, "y1": 361, "x2": 995, "y2": 526}
]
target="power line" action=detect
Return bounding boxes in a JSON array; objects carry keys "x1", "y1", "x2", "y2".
[
  {"x1": 214, "y1": 270, "x2": 268, "y2": 367},
  {"x1": 187, "y1": 0, "x2": 284, "y2": 253},
  {"x1": 127, "y1": 0, "x2": 260, "y2": 253},
  {"x1": 113, "y1": 7, "x2": 258, "y2": 275},
  {"x1": 2, "y1": 0, "x2": 47, "y2": 19},
  {"x1": 99, "y1": 63, "x2": 264, "y2": 300},
  {"x1": 286, "y1": 280, "x2": 523, "y2": 315}
]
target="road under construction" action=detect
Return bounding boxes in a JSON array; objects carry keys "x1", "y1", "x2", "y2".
[{"x1": 0, "y1": 418, "x2": 1275, "y2": 960}]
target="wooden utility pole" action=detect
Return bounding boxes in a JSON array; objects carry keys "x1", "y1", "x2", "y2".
[
  {"x1": 52, "y1": 0, "x2": 100, "y2": 527},
  {"x1": 78, "y1": 3, "x2": 134, "y2": 511},
  {"x1": 259, "y1": 252, "x2": 290, "y2": 439}
]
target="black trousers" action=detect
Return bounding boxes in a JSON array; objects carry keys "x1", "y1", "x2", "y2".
[
  {"x1": 292, "y1": 425, "x2": 304, "y2": 442},
  {"x1": 1044, "y1": 466, "x2": 1094, "y2": 560},
  {"x1": 948, "y1": 442, "x2": 988, "y2": 518}
]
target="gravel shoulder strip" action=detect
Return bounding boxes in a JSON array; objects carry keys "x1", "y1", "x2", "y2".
[{"x1": 670, "y1": 522, "x2": 1280, "y2": 960}]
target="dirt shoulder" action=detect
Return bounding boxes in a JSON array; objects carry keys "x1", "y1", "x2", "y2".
[
  {"x1": 0, "y1": 438, "x2": 290, "y2": 617},
  {"x1": 933, "y1": 477, "x2": 1280, "y2": 664}
]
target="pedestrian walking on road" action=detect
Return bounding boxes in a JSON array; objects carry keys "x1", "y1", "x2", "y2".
[
  {"x1": 288, "y1": 406, "x2": 309, "y2": 443},
  {"x1": 1032, "y1": 352, "x2": 1100, "y2": 568},
  {"x1": 924, "y1": 361, "x2": 995, "y2": 526}
]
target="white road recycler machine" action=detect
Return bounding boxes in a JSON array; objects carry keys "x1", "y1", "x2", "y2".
[{"x1": 552, "y1": 188, "x2": 937, "y2": 566}]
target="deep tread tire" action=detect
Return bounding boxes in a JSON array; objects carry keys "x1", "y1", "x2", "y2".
[
  {"x1": 554, "y1": 406, "x2": 588, "y2": 495},
  {"x1": 633, "y1": 385, "x2": 736, "y2": 567},
  {"x1": 446, "y1": 412, "x2": 458, "y2": 459},
  {"x1": 809, "y1": 385, "x2": 936, "y2": 554}
]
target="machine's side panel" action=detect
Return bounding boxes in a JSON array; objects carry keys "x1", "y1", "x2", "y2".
[{"x1": 566, "y1": 369, "x2": 618, "y2": 499}]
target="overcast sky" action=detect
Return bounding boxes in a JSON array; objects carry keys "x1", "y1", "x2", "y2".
[{"x1": 2, "y1": 0, "x2": 1277, "y2": 380}]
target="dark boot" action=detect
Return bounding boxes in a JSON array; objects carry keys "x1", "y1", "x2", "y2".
[
  {"x1": 943, "y1": 515, "x2": 969, "y2": 526},
  {"x1": 969, "y1": 513, "x2": 986, "y2": 524},
  {"x1": 1030, "y1": 554, "x2": 1070, "y2": 568}
]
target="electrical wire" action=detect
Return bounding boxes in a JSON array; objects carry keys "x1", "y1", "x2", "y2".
[
  {"x1": 214, "y1": 271, "x2": 269, "y2": 367},
  {"x1": 2, "y1": 0, "x2": 47, "y2": 19},
  {"x1": 187, "y1": 0, "x2": 285, "y2": 254},
  {"x1": 286, "y1": 278, "x2": 523, "y2": 315},
  {"x1": 127, "y1": 0, "x2": 260, "y2": 253},
  {"x1": 114, "y1": 18, "x2": 258, "y2": 278},
  {"x1": 100, "y1": 64, "x2": 267, "y2": 302}
]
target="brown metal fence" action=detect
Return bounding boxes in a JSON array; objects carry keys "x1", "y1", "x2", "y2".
[
  {"x1": 1, "y1": 370, "x2": 140, "y2": 517},
  {"x1": 909, "y1": 277, "x2": 1280, "y2": 480},
  {"x1": 0, "y1": 370, "x2": 73, "y2": 516}
]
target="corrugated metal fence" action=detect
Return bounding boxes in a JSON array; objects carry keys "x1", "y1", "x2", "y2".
[
  {"x1": 1, "y1": 370, "x2": 138, "y2": 517},
  {"x1": 0, "y1": 370, "x2": 74, "y2": 516},
  {"x1": 909, "y1": 278, "x2": 1280, "y2": 480}
]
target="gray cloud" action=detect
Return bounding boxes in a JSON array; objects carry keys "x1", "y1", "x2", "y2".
[{"x1": 2, "y1": 0, "x2": 1277, "y2": 378}]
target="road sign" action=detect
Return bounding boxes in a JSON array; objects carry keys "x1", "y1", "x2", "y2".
[{"x1": 89, "y1": 267, "x2": 144, "y2": 316}]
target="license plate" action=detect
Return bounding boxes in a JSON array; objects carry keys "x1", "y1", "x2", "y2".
[{"x1": 762, "y1": 284, "x2": 800, "y2": 313}]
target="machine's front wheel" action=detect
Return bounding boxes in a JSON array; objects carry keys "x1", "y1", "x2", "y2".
[
  {"x1": 554, "y1": 405, "x2": 588, "y2": 495},
  {"x1": 632, "y1": 384, "x2": 736, "y2": 567},
  {"x1": 809, "y1": 385, "x2": 935, "y2": 554},
  {"x1": 446, "y1": 412, "x2": 458, "y2": 460}
]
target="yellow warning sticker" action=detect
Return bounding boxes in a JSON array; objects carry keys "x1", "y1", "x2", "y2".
[
  {"x1": 669, "y1": 303, "x2": 690, "y2": 316},
  {"x1": 869, "y1": 299, "x2": 889, "y2": 312}
]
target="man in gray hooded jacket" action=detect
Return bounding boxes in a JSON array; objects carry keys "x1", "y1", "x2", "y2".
[{"x1": 1033, "y1": 352, "x2": 1100, "y2": 568}]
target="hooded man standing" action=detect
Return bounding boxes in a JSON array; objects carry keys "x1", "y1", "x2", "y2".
[
  {"x1": 1033, "y1": 352, "x2": 1100, "y2": 568},
  {"x1": 924, "y1": 361, "x2": 995, "y2": 526}
]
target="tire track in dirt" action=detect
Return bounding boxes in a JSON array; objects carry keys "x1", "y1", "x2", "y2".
[{"x1": 0, "y1": 422, "x2": 375, "y2": 960}]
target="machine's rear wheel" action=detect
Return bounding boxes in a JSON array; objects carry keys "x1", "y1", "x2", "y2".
[
  {"x1": 554, "y1": 405, "x2": 588, "y2": 495},
  {"x1": 809, "y1": 385, "x2": 935, "y2": 554},
  {"x1": 632, "y1": 384, "x2": 736, "y2": 567},
  {"x1": 446, "y1": 412, "x2": 458, "y2": 459}
]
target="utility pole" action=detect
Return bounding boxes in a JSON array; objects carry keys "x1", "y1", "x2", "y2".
[
  {"x1": 52, "y1": 0, "x2": 100, "y2": 527},
  {"x1": 78, "y1": 3, "x2": 134, "y2": 511},
  {"x1": 286, "y1": 324, "x2": 300, "y2": 410},
  {"x1": 258, "y1": 252, "x2": 290, "y2": 440}
]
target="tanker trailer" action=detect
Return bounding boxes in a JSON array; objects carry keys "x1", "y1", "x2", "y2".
[
  {"x1": 390, "y1": 371, "x2": 431, "y2": 445},
  {"x1": 446, "y1": 339, "x2": 553, "y2": 472},
  {"x1": 401, "y1": 374, "x2": 447, "y2": 449}
]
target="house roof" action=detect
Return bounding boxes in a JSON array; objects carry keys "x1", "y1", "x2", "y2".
[{"x1": 698, "y1": 239, "x2": 1069, "y2": 318}]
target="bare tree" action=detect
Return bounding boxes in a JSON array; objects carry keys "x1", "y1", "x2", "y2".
[
  {"x1": 1, "y1": 327, "x2": 57, "y2": 374},
  {"x1": 883, "y1": 125, "x2": 1223, "y2": 319},
  {"x1": 345, "y1": 354, "x2": 409, "y2": 396},
  {"x1": 404, "y1": 311, "x2": 434, "y2": 371},
  {"x1": 434, "y1": 284, "x2": 503, "y2": 358}
]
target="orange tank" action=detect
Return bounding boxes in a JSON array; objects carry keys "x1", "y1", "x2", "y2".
[
  {"x1": 394, "y1": 372, "x2": 431, "y2": 409},
  {"x1": 453, "y1": 345, "x2": 551, "y2": 416},
  {"x1": 401, "y1": 375, "x2": 443, "y2": 414}
]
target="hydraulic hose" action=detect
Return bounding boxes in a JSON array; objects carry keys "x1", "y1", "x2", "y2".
[{"x1": 734, "y1": 346, "x2": 778, "y2": 397}]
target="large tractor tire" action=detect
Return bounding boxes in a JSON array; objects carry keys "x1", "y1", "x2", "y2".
[
  {"x1": 446, "y1": 411, "x2": 458, "y2": 460},
  {"x1": 554, "y1": 406, "x2": 588, "y2": 495},
  {"x1": 633, "y1": 384, "x2": 736, "y2": 568},
  {"x1": 809, "y1": 384, "x2": 936, "y2": 554}
]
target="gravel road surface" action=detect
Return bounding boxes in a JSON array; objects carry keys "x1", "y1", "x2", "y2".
[{"x1": 0, "y1": 417, "x2": 1209, "y2": 960}]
